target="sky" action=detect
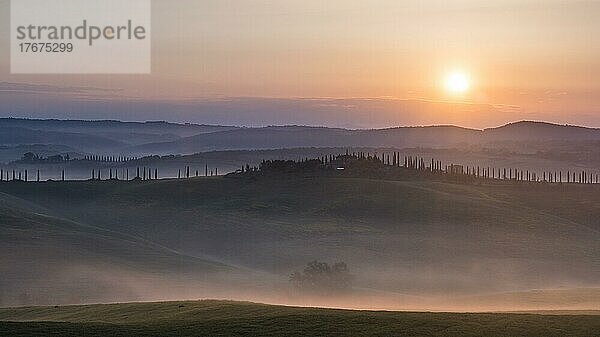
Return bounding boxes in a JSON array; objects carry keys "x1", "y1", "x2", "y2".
[{"x1": 1, "y1": 0, "x2": 600, "y2": 128}]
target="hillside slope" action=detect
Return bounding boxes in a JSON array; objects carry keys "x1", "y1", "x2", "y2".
[
  {"x1": 131, "y1": 121, "x2": 600, "y2": 155},
  {"x1": 3, "y1": 119, "x2": 600, "y2": 159},
  {"x1": 0, "y1": 190, "x2": 237, "y2": 306},
  {"x1": 484, "y1": 121, "x2": 600, "y2": 141},
  {"x1": 131, "y1": 125, "x2": 480, "y2": 154},
  {"x1": 0, "y1": 127, "x2": 124, "y2": 150},
  {"x1": 1, "y1": 300, "x2": 599, "y2": 337},
  {"x1": 0, "y1": 119, "x2": 238, "y2": 159},
  {"x1": 1, "y1": 177, "x2": 599, "y2": 309}
]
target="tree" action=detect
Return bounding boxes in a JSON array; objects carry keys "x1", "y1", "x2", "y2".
[
  {"x1": 22, "y1": 152, "x2": 36, "y2": 162},
  {"x1": 289, "y1": 260, "x2": 353, "y2": 295}
]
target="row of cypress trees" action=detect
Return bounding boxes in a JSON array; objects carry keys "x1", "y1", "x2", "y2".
[
  {"x1": 0, "y1": 165, "x2": 221, "y2": 182},
  {"x1": 0, "y1": 169, "x2": 64, "y2": 182},
  {"x1": 2, "y1": 150, "x2": 599, "y2": 184},
  {"x1": 253, "y1": 151, "x2": 600, "y2": 184}
]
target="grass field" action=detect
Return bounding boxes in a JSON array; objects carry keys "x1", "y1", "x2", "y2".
[{"x1": 1, "y1": 300, "x2": 600, "y2": 337}]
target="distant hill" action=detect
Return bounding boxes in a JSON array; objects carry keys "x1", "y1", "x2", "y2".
[
  {"x1": 132, "y1": 121, "x2": 600, "y2": 155},
  {"x1": 0, "y1": 127, "x2": 125, "y2": 150},
  {"x1": 483, "y1": 121, "x2": 600, "y2": 141},
  {"x1": 0, "y1": 119, "x2": 238, "y2": 160},
  {"x1": 0, "y1": 118, "x2": 237, "y2": 139},
  {"x1": 131, "y1": 125, "x2": 481, "y2": 154},
  {"x1": 2, "y1": 118, "x2": 600, "y2": 163},
  {"x1": 0, "y1": 144, "x2": 81, "y2": 164}
]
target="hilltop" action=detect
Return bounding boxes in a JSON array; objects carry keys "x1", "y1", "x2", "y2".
[
  {"x1": 1, "y1": 300, "x2": 599, "y2": 337},
  {"x1": 2, "y1": 118, "x2": 600, "y2": 161},
  {"x1": 132, "y1": 120, "x2": 600, "y2": 155}
]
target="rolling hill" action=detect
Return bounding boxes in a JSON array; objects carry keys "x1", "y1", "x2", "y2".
[
  {"x1": 0, "y1": 118, "x2": 237, "y2": 140},
  {"x1": 0, "y1": 187, "x2": 240, "y2": 307},
  {"x1": 131, "y1": 121, "x2": 600, "y2": 155},
  {"x1": 0, "y1": 144, "x2": 81, "y2": 164},
  {"x1": 130, "y1": 125, "x2": 480, "y2": 154},
  {"x1": 1, "y1": 176, "x2": 599, "y2": 310},
  {"x1": 0, "y1": 119, "x2": 238, "y2": 160},
  {"x1": 1, "y1": 300, "x2": 599, "y2": 337},
  {"x1": 0, "y1": 127, "x2": 125, "y2": 151},
  {"x1": 484, "y1": 121, "x2": 600, "y2": 142},
  {"x1": 3, "y1": 118, "x2": 600, "y2": 160}
]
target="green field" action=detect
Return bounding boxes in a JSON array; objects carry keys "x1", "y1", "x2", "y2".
[{"x1": 1, "y1": 300, "x2": 599, "y2": 337}]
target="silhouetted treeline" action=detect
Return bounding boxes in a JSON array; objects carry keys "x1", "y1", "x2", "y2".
[
  {"x1": 83, "y1": 155, "x2": 137, "y2": 163},
  {"x1": 14, "y1": 152, "x2": 71, "y2": 164},
  {"x1": 3, "y1": 149, "x2": 599, "y2": 185},
  {"x1": 259, "y1": 159, "x2": 322, "y2": 174},
  {"x1": 233, "y1": 150, "x2": 600, "y2": 185}
]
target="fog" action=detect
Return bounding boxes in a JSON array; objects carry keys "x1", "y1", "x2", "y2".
[
  {"x1": 1, "y1": 166, "x2": 599, "y2": 312},
  {"x1": 2, "y1": 262, "x2": 598, "y2": 312}
]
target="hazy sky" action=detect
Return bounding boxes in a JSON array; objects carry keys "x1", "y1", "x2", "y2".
[{"x1": 1, "y1": 0, "x2": 599, "y2": 128}]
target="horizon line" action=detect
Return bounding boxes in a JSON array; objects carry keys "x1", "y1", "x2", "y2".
[{"x1": 1, "y1": 117, "x2": 598, "y2": 132}]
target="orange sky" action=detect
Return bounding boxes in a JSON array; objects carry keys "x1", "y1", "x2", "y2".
[{"x1": 1, "y1": 0, "x2": 599, "y2": 128}]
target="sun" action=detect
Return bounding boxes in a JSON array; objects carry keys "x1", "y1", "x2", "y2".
[{"x1": 445, "y1": 72, "x2": 470, "y2": 94}]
